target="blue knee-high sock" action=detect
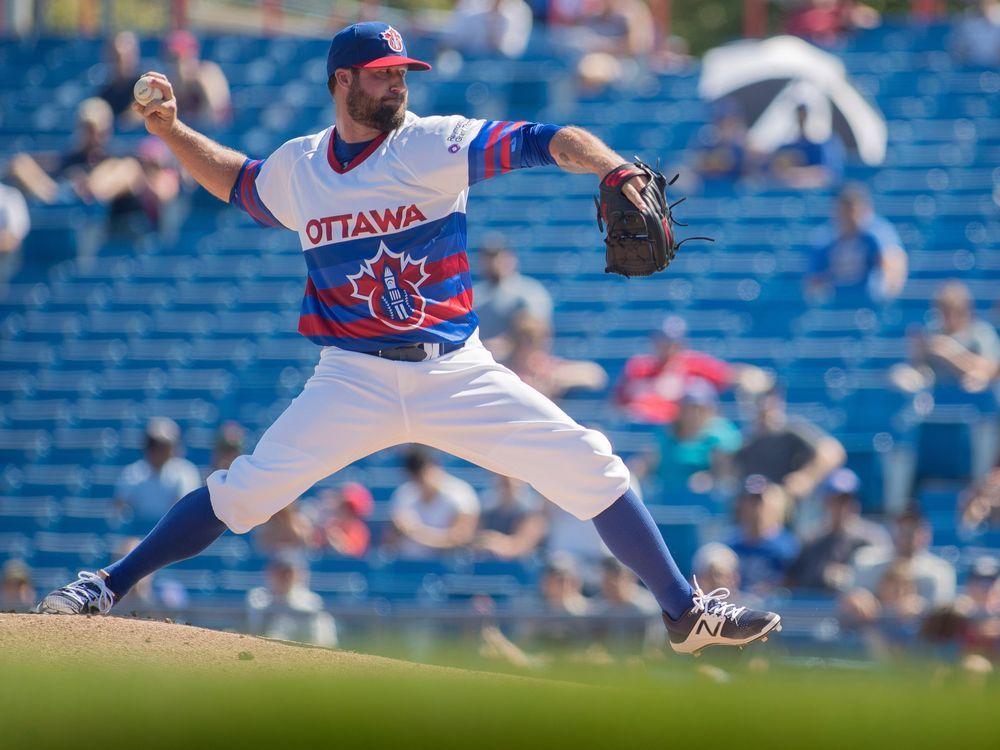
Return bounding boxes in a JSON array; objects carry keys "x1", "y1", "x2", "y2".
[
  {"x1": 592, "y1": 488, "x2": 695, "y2": 620},
  {"x1": 103, "y1": 486, "x2": 226, "y2": 597}
]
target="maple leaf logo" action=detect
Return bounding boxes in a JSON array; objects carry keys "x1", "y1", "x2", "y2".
[
  {"x1": 348, "y1": 242, "x2": 431, "y2": 331},
  {"x1": 380, "y1": 27, "x2": 404, "y2": 53}
]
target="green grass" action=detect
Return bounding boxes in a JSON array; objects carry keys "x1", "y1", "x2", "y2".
[{"x1": 2, "y1": 655, "x2": 997, "y2": 749}]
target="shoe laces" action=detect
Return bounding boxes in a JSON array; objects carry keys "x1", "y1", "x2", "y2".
[
  {"x1": 61, "y1": 571, "x2": 116, "y2": 614},
  {"x1": 691, "y1": 575, "x2": 746, "y2": 624}
]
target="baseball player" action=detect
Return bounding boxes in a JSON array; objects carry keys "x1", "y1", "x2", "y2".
[{"x1": 36, "y1": 22, "x2": 780, "y2": 656}]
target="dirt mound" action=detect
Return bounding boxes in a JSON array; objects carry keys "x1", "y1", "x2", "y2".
[{"x1": 0, "y1": 613, "x2": 475, "y2": 678}]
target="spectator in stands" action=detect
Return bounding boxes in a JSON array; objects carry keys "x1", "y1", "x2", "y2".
[
  {"x1": 386, "y1": 447, "x2": 480, "y2": 559},
  {"x1": 246, "y1": 555, "x2": 338, "y2": 647},
  {"x1": 481, "y1": 553, "x2": 592, "y2": 666},
  {"x1": 474, "y1": 239, "x2": 553, "y2": 343},
  {"x1": 647, "y1": 0, "x2": 694, "y2": 73},
  {"x1": 961, "y1": 451, "x2": 1000, "y2": 532},
  {"x1": 0, "y1": 559, "x2": 35, "y2": 610},
  {"x1": 649, "y1": 378, "x2": 742, "y2": 496},
  {"x1": 591, "y1": 557, "x2": 663, "y2": 654},
  {"x1": 952, "y1": 0, "x2": 1000, "y2": 67},
  {"x1": 692, "y1": 542, "x2": 741, "y2": 595},
  {"x1": 443, "y1": 0, "x2": 533, "y2": 59},
  {"x1": 650, "y1": 33, "x2": 693, "y2": 74},
  {"x1": 690, "y1": 541, "x2": 768, "y2": 609},
  {"x1": 9, "y1": 97, "x2": 116, "y2": 204},
  {"x1": 853, "y1": 510, "x2": 956, "y2": 608},
  {"x1": 902, "y1": 281, "x2": 1000, "y2": 395},
  {"x1": 519, "y1": 552, "x2": 593, "y2": 649},
  {"x1": 496, "y1": 312, "x2": 608, "y2": 401},
  {"x1": 728, "y1": 475, "x2": 800, "y2": 595},
  {"x1": 97, "y1": 31, "x2": 144, "y2": 125},
  {"x1": 614, "y1": 314, "x2": 771, "y2": 424},
  {"x1": 131, "y1": 136, "x2": 183, "y2": 238},
  {"x1": 783, "y1": 0, "x2": 881, "y2": 48},
  {"x1": 769, "y1": 104, "x2": 846, "y2": 189},
  {"x1": 110, "y1": 537, "x2": 188, "y2": 610},
  {"x1": 162, "y1": 30, "x2": 231, "y2": 129},
  {"x1": 957, "y1": 556, "x2": 1000, "y2": 659},
  {"x1": 8, "y1": 99, "x2": 180, "y2": 239},
  {"x1": 315, "y1": 483, "x2": 374, "y2": 558},
  {"x1": 732, "y1": 386, "x2": 846, "y2": 503},
  {"x1": 583, "y1": 0, "x2": 654, "y2": 56},
  {"x1": 693, "y1": 99, "x2": 755, "y2": 183},
  {"x1": 544, "y1": 502, "x2": 609, "y2": 585},
  {"x1": 806, "y1": 183, "x2": 908, "y2": 303},
  {"x1": 786, "y1": 469, "x2": 891, "y2": 592},
  {"x1": 839, "y1": 560, "x2": 927, "y2": 659},
  {"x1": 0, "y1": 181, "x2": 30, "y2": 286},
  {"x1": 562, "y1": 0, "x2": 654, "y2": 92},
  {"x1": 254, "y1": 503, "x2": 315, "y2": 556},
  {"x1": 474, "y1": 475, "x2": 548, "y2": 560},
  {"x1": 115, "y1": 417, "x2": 201, "y2": 522},
  {"x1": 210, "y1": 420, "x2": 247, "y2": 473}
]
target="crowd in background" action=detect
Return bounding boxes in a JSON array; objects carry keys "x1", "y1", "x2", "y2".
[{"x1": 1, "y1": 5, "x2": 1000, "y2": 670}]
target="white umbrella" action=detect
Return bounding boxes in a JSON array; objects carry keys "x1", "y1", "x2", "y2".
[{"x1": 698, "y1": 35, "x2": 887, "y2": 166}]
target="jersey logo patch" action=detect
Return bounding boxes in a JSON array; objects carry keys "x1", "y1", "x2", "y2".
[
  {"x1": 348, "y1": 241, "x2": 430, "y2": 331},
  {"x1": 380, "y1": 27, "x2": 404, "y2": 53}
]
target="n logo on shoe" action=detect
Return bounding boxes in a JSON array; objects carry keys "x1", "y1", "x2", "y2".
[{"x1": 695, "y1": 618, "x2": 722, "y2": 637}]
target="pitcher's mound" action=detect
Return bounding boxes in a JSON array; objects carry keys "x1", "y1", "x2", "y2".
[{"x1": 0, "y1": 613, "x2": 476, "y2": 678}]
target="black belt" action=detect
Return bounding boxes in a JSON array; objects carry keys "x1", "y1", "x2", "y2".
[{"x1": 363, "y1": 341, "x2": 465, "y2": 362}]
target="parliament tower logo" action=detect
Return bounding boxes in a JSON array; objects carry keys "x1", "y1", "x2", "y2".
[{"x1": 348, "y1": 242, "x2": 430, "y2": 331}]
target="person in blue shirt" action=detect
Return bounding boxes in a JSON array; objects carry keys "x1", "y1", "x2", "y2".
[
  {"x1": 806, "y1": 182, "x2": 908, "y2": 303},
  {"x1": 654, "y1": 378, "x2": 742, "y2": 496},
  {"x1": 771, "y1": 104, "x2": 846, "y2": 189},
  {"x1": 728, "y1": 475, "x2": 800, "y2": 596},
  {"x1": 693, "y1": 99, "x2": 754, "y2": 183}
]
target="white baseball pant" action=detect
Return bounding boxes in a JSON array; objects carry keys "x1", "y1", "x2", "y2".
[{"x1": 207, "y1": 332, "x2": 630, "y2": 534}]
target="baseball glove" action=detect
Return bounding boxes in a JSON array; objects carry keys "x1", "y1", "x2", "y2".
[{"x1": 595, "y1": 159, "x2": 706, "y2": 278}]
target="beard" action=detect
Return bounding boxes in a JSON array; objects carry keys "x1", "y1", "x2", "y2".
[{"x1": 346, "y1": 75, "x2": 406, "y2": 132}]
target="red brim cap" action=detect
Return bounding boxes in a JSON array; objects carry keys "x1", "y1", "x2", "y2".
[{"x1": 354, "y1": 55, "x2": 431, "y2": 71}]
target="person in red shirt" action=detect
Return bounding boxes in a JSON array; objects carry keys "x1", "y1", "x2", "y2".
[
  {"x1": 783, "y1": 0, "x2": 880, "y2": 48},
  {"x1": 614, "y1": 315, "x2": 770, "y2": 424},
  {"x1": 317, "y1": 483, "x2": 374, "y2": 558}
]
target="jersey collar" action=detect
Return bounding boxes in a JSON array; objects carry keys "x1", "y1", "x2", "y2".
[{"x1": 327, "y1": 127, "x2": 389, "y2": 174}]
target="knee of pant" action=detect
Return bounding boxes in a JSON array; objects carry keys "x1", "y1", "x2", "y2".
[{"x1": 205, "y1": 467, "x2": 273, "y2": 535}]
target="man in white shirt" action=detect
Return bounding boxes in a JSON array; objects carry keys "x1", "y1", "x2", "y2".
[
  {"x1": 115, "y1": 418, "x2": 202, "y2": 522},
  {"x1": 473, "y1": 239, "x2": 553, "y2": 343},
  {"x1": 388, "y1": 447, "x2": 480, "y2": 559},
  {"x1": 0, "y1": 181, "x2": 30, "y2": 285},
  {"x1": 444, "y1": 0, "x2": 534, "y2": 59},
  {"x1": 852, "y1": 510, "x2": 956, "y2": 607},
  {"x1": 246, "y1": 554, "x2": 338, "y2": 647}
]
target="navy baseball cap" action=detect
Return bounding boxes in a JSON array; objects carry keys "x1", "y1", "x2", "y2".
[{"x1": 326, "y1": 22, "x2": 431, "y2": 78}]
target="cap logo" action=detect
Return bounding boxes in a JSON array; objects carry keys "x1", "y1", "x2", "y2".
[{"x1": 380, "y1": 27, "x2": 404, "y2": 53}]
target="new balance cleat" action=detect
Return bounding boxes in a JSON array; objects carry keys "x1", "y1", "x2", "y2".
[
  {"x1": 663, "y1": 577, "x2": 781, "y2": 656},
  {"x1": 34, "y1": 570, "x2": 118, "y2": 615}
]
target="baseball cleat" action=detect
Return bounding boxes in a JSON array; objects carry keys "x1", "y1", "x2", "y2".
[
  {"x1": 34, "y1": 570, "x2": 117, "y2": 615},
  {"x1": 663, "y1": 577, "x2": 781, "y2": 656}
]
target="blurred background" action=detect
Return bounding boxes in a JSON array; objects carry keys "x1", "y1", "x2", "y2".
[{"x1": 0, "y1": 0, "x2": 998, "y2": 673}]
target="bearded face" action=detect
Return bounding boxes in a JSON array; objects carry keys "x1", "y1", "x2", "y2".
[{"x1": 345, "y1": 70, "x2": 407, "y2": 132}]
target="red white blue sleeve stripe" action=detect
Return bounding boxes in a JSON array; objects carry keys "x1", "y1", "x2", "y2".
[
  {"x1": 229, "y1": 158, "x2": 285, "y2": 228},
  {"x1": 467, "y1": 121, "x2": 562, "y2": 186}
]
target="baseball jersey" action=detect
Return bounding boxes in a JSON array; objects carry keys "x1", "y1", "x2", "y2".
[{"x1": 231, "y1": 113, "x2": 560, "y2": 352}]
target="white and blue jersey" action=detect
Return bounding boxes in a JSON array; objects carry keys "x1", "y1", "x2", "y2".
[{"x1": 230, "y1": 112, "x2": 561, "y2": 352}]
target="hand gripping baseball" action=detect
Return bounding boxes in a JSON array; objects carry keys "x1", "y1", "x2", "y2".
[
  {"x1": 132, "y1": 72, "x2": 178, "y2": 137},
  {"x1": 595, "y1": 160, "x2": 712, "y2": 278}
]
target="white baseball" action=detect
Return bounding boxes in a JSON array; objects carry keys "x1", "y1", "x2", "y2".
[{"x1": 133, "y1": 76, "x2": 164, "y2": 106}]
